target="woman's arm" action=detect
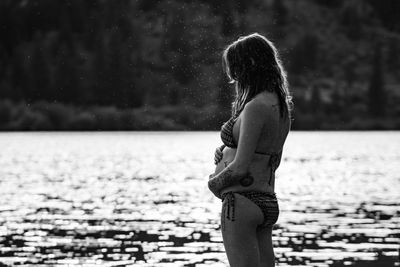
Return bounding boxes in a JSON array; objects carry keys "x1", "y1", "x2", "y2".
[
  {"x1": 208, "y1": 163, "x2": 251, "y2": 198},
  {"x1": 208, "y1": 100, "x2": 266, "y2": 198}
]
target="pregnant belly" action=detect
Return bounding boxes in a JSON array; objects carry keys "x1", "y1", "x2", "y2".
[{"x1": 214, "y1": 147, "x2": 236, "y2": 175}]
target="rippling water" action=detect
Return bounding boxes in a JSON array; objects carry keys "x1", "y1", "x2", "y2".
[{"x1": 0, "y1": 131, "x2": 399, "y2": 267}]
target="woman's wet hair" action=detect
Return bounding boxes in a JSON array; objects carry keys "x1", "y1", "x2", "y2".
[{"x1": 222, "y1": 33, "x2": 293, "y2": 118}]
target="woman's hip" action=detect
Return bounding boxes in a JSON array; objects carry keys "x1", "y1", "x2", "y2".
[{"x1": 220, "y1": 190, "x2": 279, "y2": 231}]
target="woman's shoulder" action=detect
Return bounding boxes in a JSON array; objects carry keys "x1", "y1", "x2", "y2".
[
  {"x1": 246, "y1": 92, "x2": 279, "y2": 113},
  {"x1": 239, "y1": 99, "x2": 277, "y2": 128}
]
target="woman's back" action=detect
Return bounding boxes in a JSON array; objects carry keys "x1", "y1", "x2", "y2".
[
  {"x1": 246, "y1": 91, "x2": 290, "y2": 155},
  {"x1": 217, "y1": 91, "x2": 290, "y2": 194}
]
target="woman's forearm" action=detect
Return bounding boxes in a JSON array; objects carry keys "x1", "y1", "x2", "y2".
[
  {"x1": 208, "y1": 162, "x2": 251, "y2": 197},
  {"x1": 208, "y1": 166, "x2": 238, "y2": 193}
]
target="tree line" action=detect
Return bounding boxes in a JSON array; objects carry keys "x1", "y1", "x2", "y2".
[{"x1": 0, "y1": 0, "x2": 399, "y2": 130}]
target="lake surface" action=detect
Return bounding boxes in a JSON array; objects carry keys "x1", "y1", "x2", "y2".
[{"x1": 0, "y1": 131, "x2": 399, "y2": 267}]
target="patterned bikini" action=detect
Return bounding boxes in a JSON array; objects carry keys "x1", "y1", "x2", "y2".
[{"x1": 219, "y1": 112, "x2": 281, "y2": 231}]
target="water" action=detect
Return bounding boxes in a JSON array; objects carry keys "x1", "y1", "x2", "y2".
[{"x1": 0, "y1": 131, "x2": 399, "y2": 267}]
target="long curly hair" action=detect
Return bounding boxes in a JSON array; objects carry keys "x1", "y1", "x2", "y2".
[{"x1": 222, "y1": 33, "x2": 293, "y2": 119}]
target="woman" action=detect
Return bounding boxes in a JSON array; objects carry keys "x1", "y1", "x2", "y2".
[{"x1": 208, "y1": 33, "x2": 293, "y2": 267}]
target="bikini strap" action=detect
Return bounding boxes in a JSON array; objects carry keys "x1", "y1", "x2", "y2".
[{"x1": 268, "y1": 151, "x2": 282, "y2": 185}]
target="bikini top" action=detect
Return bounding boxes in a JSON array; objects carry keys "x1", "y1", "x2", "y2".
[{"x1": 220, "y1": 113, "x2": 282, "y2": 185}]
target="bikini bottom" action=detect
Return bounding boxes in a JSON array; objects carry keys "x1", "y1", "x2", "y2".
[{"x1": 220, "y1": 190, "x2": 279, "y2": 231}]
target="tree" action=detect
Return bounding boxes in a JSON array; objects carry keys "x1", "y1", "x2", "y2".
[
  {"x1": 310, "y1": 84, "x2": 322, "y2": 113},
  {"x1": 367, "y1": 0, "x2": 400, "y2": 32},
  {"x1": 387, "y1": 38, "x2": 399, "y2": 69},
  {"x1": 340, "y1": 0, "x2": 373, "y2": 40},
  {"x1": 210, "y1": 0, "x2": 237, "y2": 37},
  {"x1": 289, "y1": 33, "x2": 319, "y2": 74},
  {"x1": 310, "y1": 84, "x2": 323, "y2": 128},
  {"x1": 53, "y1": 43, "x2": 79, "y2": 103},
  {"x1": 160, "y1": 5, "x2": 196, "y2": 105},
  {"x1": 272, "y1": 0, "x2": 288, "y2": 27},
  {"x1": 29, "y1": 32, "x2": 51, "y2": 102},
  {"x1": 368, "y1": 42, "x2": 386, "y2": 117},
  {"x1": 236, "y1": 0, "x2": 256, "y2": 33},
  {"x1": 92, "y1": 30, "x2": 109, "y2": 105}
]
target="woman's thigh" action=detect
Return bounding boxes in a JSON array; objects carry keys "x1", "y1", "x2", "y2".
[
  {"x1": 256, "y1": 225, "x2": 275, "y2": 267},
  {"x1": 221, "y1": 193, "x2": 264, "y2": 267}
]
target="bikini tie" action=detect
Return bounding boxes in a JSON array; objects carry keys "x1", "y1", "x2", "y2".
[
  {"x1": 221, "y1": 192, "x2": 235, "y2": 231},
  {"x1": 268, "y1": 153, "x2": 280, "y2": 185}
]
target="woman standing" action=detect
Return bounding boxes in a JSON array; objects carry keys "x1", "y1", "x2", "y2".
[{"x1": 208, "y1": 33, "x2": 293, "y2": 267}]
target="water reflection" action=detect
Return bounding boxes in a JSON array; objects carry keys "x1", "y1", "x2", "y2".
[{"x1": 0, "y1": 132, "x2": 399, "y2": 266}]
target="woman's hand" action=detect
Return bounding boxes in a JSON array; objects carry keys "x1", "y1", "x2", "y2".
[{"x1": 214, "y1": 145, "x2": 225, "y2": 165}]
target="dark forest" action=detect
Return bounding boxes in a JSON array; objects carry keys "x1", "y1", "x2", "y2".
[{"x1": 0, "y1": 0, "x2": 399, "y2": 130}]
